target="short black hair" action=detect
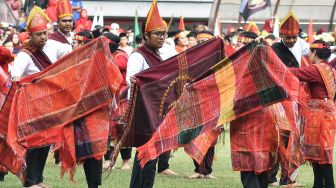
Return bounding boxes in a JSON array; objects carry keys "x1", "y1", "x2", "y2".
[
  {"x1": 76, "y1": 30, "x2": 93, "y2": 44},
  {"x1": 119, "y1": 32, "x2": 127, "y2": 38},
  {"x1": 187, "y1": 31, "x2": 197, "y2": 39},
  {"x1": 239, "y1": 31, "x2": 258, "y2": 39},
  {"x1": 102, "y1": 28, "x2": 110, "y2": 33},
  {"x1": 135, "y1": 34, "x2": 142, "y2": 44},
  {"x1": 104, "y1": 33, "x2": 120, "y2": 53},
  {"x1": 168, "y1": 30, "x2": 180, "y2": 38}
]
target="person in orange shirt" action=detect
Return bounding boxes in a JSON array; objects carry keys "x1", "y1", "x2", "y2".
[{"x1": 174, "y1": 30, "x2": 188, "y2": 53}]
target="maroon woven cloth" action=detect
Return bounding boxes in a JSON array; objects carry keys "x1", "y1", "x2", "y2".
[{"x1": 123, "y1": 37, "x2": 225, "y2": 147}]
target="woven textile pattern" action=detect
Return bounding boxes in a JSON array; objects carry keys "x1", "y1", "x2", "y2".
[
  {"x1": 0, "y1": 37, "x2": 122, "y2": 176},
  {"x1": 123, "y1": 37, "x2": 225, "y2": 147},
  {"x1": 137, "y1": 42, "x2": 300, "y2": 168}
]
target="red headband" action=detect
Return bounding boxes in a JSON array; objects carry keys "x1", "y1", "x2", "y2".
[{"x1": 310, "y1": 43, "x2": 329, "y2": 49}]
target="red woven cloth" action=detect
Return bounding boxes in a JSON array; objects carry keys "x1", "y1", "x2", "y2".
[
  {"x1": 300, "y1": 63, "x2": 336, "y2": 164},
  {"x1": 0, "y1": 37, "x2": 122, "y2": 176},
  {"x1": 123, "y1": 37, "x2": 225, "y2": 147},
  {"x1": 230, "y1": 107, "x2": 277, "y2": 173},
  {"x1": 137, "y1": 42, "x2": 300, "y2": 168},
  {"x1": 0, "y1": 67, "x2": 11, "y2": 108}
]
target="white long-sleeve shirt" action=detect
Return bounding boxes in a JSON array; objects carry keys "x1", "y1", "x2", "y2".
[
  {"x1": 126, "y1": 43, "x2": 177, "y2": 87},
  {"x1": 11, "y1": 45, "x2": 50, "y2": 77},
  {"x1": 11, "y1": 33, "x2": 73, "y2": 78},
  {"x1": 44, "y1": 31, "x2": 73, "y2": 63}
]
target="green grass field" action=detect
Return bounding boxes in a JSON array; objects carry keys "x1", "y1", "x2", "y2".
[{"x1": 1, "y1": 130, "x2": 335, "y2": 188}]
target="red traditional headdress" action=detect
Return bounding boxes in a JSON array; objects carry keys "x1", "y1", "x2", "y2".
[
  {"x1": 246, "y1": 22, "x2": 260, "y2": 35},
  {"x1": 145, "y1": 0, "x2": 167, "y2": 32},
  {"x1": 280, "y1": 11, "x2": 299, "y2": 35},
  {"x1": 56, "y1": 0, "x2": 73, "y2": 20},
  {"x1": 26, "y1": 6, "x2": 50, "y2": 33}
]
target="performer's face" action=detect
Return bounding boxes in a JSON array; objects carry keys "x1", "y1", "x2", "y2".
[
  {"x1": 281, "y1": 34, "x2": 297, "y2": 48},
  {"x1": 177, "y1": 34, "x2": 188, "y2": 47},
  {"x1": 145, "y1": 28, "x2": 167, "y2": 49},
  {"x1": 188, "y1": 37, "x2": 197, "y2": 48},
  {"x1": 30, "y1": 30, "x2": 48, "y2": 48},
  {"x1": 58, "y1": 16, "x2": 73, "y2": 34}
]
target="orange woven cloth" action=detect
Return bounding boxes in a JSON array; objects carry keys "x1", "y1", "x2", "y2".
[
  {"x1": 230, "y1": 107, "x2": 277, "y2": 173},
  {"x1": 300, "y1": 63, "x2": 336, "y2": 164},
  {"x1": 0, "y1": 37, "x2": 122, "y2": 176},
  {"x1": 301, "y1": 99, "x2": 336, "y2": 164}
]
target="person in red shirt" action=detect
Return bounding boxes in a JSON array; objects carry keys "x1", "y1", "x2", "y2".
[
  {"x1": 74, "y1": 9, "x2": 92, "y2": 33},
  {"x1": 289, "y1": 40, "x2": 335, "y2": 188},
  {"x1": 103, "y1": 32, "x2": 132, "y2": 170}
]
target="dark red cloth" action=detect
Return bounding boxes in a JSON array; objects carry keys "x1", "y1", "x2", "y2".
[
  {"x1": 124, "y1": 37, "x2": 225, "y2": 147},
  {"x1": 113, "y1": 50, "x2": 128, "y2": 87},
  {"x1": 48, "y1": 31, "x2": 70, "y2": 45},
  {"x1": 134, "y1": 45, "x2": 163, "y2": 67},
  {"x1": 289, "y1": 62, "x2": 329, "y2": 99},
  {"x1": 21, "y1": 41, "x2": 52, "y2": 70}
]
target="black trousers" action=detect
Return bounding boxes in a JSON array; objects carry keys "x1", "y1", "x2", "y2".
[
  {"x1": 157, "y1": 151, "x2": 170, "y2": 173},
  {"x1": 193, "y1": 146, "x2": 215, "y2": 175},
  {"x1": 104, "y1": 147, "x2": 132, "y2": 161},
  {"x1": 312, "y1": 163, "x2": 334, "y2": 188},
  {"x1": 0, "y1": 171, "x2": 5, "y2": 181},
  {"x1": 83, "y1": 158, "x2": 102, "y2": 188},
  {"x1": 120, "y1": 148, "x2": 132, "y2": 160},
  {"x1": 130, "y1": 152, "x2": 158, "y2": 188},
  {"x1": 54, "y1": 150, "x2": 60, "y2": 164},
  {"x1": 268, "y1": 130, "x2": 291, "y2": 185},
  {"x1": 129, "y1": 151, "x2": 170, "y2": 188},
  {"x1": 24, "y1": 146, "x2": 50, "y2": 187},
  {"x1": 241, "y1": 171, "x2": 268, "y2": 188}
]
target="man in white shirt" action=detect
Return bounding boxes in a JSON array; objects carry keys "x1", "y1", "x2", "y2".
[
  {"x1": 272, "y1": 11, "x2": 309, "y2": 68},
  {"x1": 45, "y1": 0, "x2": 74, "y2": 63},
  {"x1": 269, "y1": 11, "x2": 307, "y2": 187},
  {"x1": 127, "y1": 1, "x2": 178, "y2": 188},
  {"x1": 11, "y1": 6, "x2": 53, "y2": 188}
]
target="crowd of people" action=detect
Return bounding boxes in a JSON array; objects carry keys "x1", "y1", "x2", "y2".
[{"x1": 1, "y1": 0, "x2": 336, "y2": 188}]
